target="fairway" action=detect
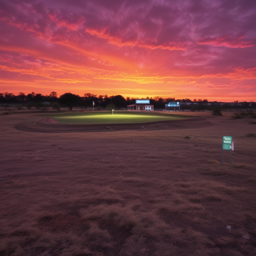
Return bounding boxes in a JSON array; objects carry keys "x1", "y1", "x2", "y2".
[{"x1": 43, "y1": 111, "x2": 191, "y2": 124}]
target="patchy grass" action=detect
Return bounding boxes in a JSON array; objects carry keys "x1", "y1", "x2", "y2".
[
  {"x1": 232, "y1": 111, "x2": 256, "y2": 120},
  {"x1": 205, "y1": 159, "x2": 221, "y2": 165},
  {"x1": 233, "y1": 162, "x2": 253, "y2": 169},
  {"x1": 246, "y1": 133, "x2": 256, "y2": 138}
]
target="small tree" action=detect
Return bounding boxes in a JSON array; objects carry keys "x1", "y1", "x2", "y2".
[
  {"x1": 110, "y1": 95, "x2": 127, "y2": 108},
  {"x1": 106, "y1": 103, "x2": 116, "y2": 110},
  {"x1": 50, "y1": 91, "x2": 58, "y2": 98},
  {"x1": 34, "y1": 94, "x2": 43, "y2": 102},
  {"x1": 212, "y1": 107, "x2": 222, "y2": 116},
  {"x1": 59, "y1": 93, "x2": 80, "y2": 110}
]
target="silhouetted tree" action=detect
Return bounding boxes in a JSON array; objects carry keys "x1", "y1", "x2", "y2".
[
  {"x1": 18, "y1": 92, "x2": 26, "y2": 102},
  {"x1": 4, "y1": 92, "x2": 14, "y2": 100},
  {"x1": 50, "y1": 91, "x2": 57, "y2": 98},
  {"x1": 59, "y1": 93, "x2": 80, "y2": 110},
  {"x1": 84, "y1": 93, "x2": 98, "y2": 107},
  {"x1": 101, "y1": 95, "x2": 111, "y2": 108},
  {"x1": 34, "y1": 94, "x2": 43, "y2": 102},
  {"x1": 106, "y1": 103, "x2": 116, "y2": 110},
  {"x1": 0, "y1": 93, "x2": 5, "y2": 103},
  {"x1": 27, "y1": 92, "x2": 35, "y2": 102},
  {"x1": 110, "y1": 95, "x2": 126, "y2": 108},
  {"x1": 49, "y1": 91, "x2": 58, "y2": 102}
]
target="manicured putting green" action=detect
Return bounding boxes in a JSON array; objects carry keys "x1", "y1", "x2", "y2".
[{"x1": 43, "y1": 111, "x2": 191, "y2": 124}]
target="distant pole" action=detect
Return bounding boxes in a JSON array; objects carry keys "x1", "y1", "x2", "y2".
[
  {"x1": 92, "y1": 101, "x2": 95, "y2": 112},
  {"x1": 230, "y1": 150, "x2": 232, "y2": 168},
  {"x1": 230, "y1": 141, "x2": 234, "y2": 168},
  {"x1": 221, "y1": 148, "x2": 223, "y2": 165},
  {"x1": 112, "y1": 109, "x2": 114, "y2": 116}
]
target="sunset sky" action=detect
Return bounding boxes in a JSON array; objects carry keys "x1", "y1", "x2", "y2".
[{"x1": 0, "y1": 0, "x2": 256, "y2": 101}]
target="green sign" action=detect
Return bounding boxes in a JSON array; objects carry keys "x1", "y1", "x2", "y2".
[{"x1": 222, "y1": 136, "x2": 232, "y2": 150}]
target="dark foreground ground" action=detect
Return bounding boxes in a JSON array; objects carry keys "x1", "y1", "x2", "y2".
[{"x1": 0, "y1": 111, "x2": 256, "y2": 256}]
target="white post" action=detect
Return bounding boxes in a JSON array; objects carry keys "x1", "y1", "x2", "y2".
[
  {"x1": 112, "y1": 109, "x2": 114, "y2": 116},
  {"x1": 92, "y1": 101, "x2": 95, "y2": 112}
]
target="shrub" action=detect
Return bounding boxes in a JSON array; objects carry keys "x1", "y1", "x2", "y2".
[
  {"x1": 27, "y1": 103, "x2": 34, "y2": 110},
  {"x1": 232, "y1": 111, "x2": 256, "y2": 119},
  {"x1": 246, "y1": 133, "x2": 256, "y2": 138},
  {"x1": 36, "y1": 103, "x2": 44, "y2": 109},
  {"x1": 52, "y1": 102, "x2": 60, "y2": 111},
  {"x1": 106, "y1": 103, "x2": 116, "y2": 110},
  {"x1": 231, "y1": 113, "x2": 242, "y2": 119},
  {"x1": 212, "y1": 108, "x2": 222, "y2": 116},
  {"x1": 2, "y1": 112, "x2": 9, "y2": 115}
]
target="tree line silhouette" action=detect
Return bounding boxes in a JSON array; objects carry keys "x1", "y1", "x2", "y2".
[{"x1": 0, "y1": 91, "x2": 255, "y2": 111}]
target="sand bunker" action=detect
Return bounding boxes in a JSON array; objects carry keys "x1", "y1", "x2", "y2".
[{"x1": 15, "y1": 116, "x2": 211, "y2": 133}]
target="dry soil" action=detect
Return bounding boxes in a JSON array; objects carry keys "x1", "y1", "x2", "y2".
[{"x1": 0, "y1": 111, "x2": 256, "y2": 256}]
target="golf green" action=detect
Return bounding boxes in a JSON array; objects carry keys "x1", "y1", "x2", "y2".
[{"x1": 43, "y1": 111, "x2": 191, "y2": 124}]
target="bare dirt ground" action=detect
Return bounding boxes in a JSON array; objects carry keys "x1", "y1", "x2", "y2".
[{"x1": 0, "y1": 111, "x2": 256, "y2": 256}]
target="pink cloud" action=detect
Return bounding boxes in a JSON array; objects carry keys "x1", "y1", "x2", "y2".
[
  {"x1": 86, "y1": 28, "x2": 186, "y2": 51},
  {"x1": 198, "y1": 35, "x2": 254, "y2": 48}
]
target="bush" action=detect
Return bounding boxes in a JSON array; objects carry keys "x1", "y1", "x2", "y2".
[
  {"x1": 212, "y1": 108, "x2": 222, "y2": 116},
  {"x1": 249, "y1": 112, "x2": 256, "y2": 118},
  {"x1": 36, "y1": 103, "x2": 44, "y2": 109},
  {"x1": 27, "y1": 103, "x2": 34, "y2": 110},
  {"x1": 52, "y1": 102, "x2": 60, "y2": 111},
  {"x1": 2, "y1": 112, "x2": 9, "y2": 115},
  {"x1": 246, "y1": 133, "x2": 256, "y2": 138},
  {"x1": 231, "y1": 113, "x2": 242, "y2": 119},
  {"x1": 231, "y1": 111, "x2": 256, "y2": 119},
  {"x1": 106, "y1": 103, "x2": 116, "y2": 110}
]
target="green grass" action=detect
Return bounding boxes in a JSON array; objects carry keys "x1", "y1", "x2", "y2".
[{"x1": 42, "y1": 111, "x2": 191, "y2": 124}]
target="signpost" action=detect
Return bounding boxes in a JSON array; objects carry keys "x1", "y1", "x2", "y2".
[{"x1": 221, "y1": 136, "x2": 234, "y2": 168}]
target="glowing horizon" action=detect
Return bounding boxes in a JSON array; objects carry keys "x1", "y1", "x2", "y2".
[{"x1": 0, "y1": 0, "x2": 256, "y2": 102}]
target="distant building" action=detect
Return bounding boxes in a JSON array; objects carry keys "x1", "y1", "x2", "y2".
[
  {"x1": 127, "y1": 99, "x2": 154, "y2": 111},
  {"x1": 165, "y1": 102, "x2": 180, "y2": 111}
]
